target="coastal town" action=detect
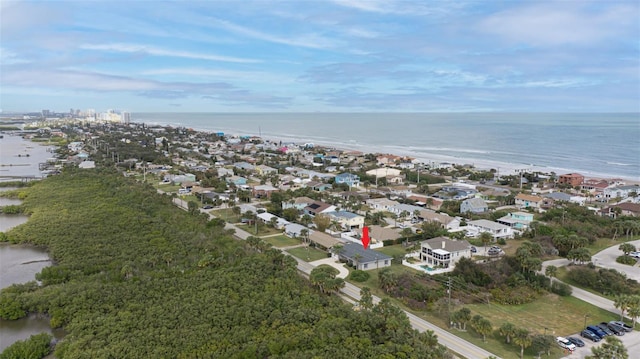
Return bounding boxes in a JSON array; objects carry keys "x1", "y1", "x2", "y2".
[{"x1": 1, "y1": 116, "x2": 639, "y2": 359}]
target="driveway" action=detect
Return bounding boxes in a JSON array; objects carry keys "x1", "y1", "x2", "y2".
[
  {"x1": 592, "y1": 239, "x2": 640, "y2": 281},
  {"x1": 309, "y1": 257, "x2": 350, "y2": 279}
]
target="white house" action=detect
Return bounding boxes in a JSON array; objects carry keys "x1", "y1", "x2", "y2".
[
  {"x1": 603, "y1": 185, "x2": 640, "y2": 199},
  {"x1": 420, "y1": 237, "x2": 472, "y2": 269},
  {"x1": 466, "y1": 219, "x2": 514, "y2": 240},
  {"x1": 336, "y1": 242, "x2": 392, "y2": 271},
  {"x1": 460, "y1": 198, "x2": 489, "y2": 214},
  {"x1": 325, "y1": 211, "x2": 365, "y2": 230},
  {"x1": 365, "y1": 198, "x2": 400, "y2": 213}
]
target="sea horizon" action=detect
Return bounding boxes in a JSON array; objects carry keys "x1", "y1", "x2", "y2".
[{"x1": 132, "y1": 112, "x2": 640, "y2": 182}]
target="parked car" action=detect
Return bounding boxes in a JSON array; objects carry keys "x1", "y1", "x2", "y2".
[
  {"x1": 556, "y1": 337, "x2": 576, "y2": 351},
  {"x1": 596, "y1": 323, "x2": 615, "y2": 336},
  {"x1": 202, "y1": 205, "x2": 214, "y2": 209},
  {"x1": 630, "y1": 251, "x2": 640, "y2": 259},
  {"x1": 567, "y1": 337, "x2": 585, "y2": 347},
  {"x1": 586, "y1": 325, "x2": 608, "y2": 338},
  {"x1": 603, "y1": 322, "x2": 625, "y2": 336},
  {"x1": 581, "y1": 329, "x2": 601, "y2": 342},
  {"x1": 610, "y1": 321, "x2": 634, "y2": 332},
  {"x1": 470, "y1": 246, "x2": 477, "y2": 253}
]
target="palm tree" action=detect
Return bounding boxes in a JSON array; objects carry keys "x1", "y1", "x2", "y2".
[
  {"x1": 513, "y1": 328, "x2": 531, "y2": 359},
  {"x1": 588, "y1": 336, "x2": 629, "y2": 359},
  {"x1": 479, "y1": 232, "x2": 493, "y2": 254},
  {"x1": 619, "y1": 243, "x2": 637, "y2": 256},
  {"x1": 476, "y1": 318, "x2": 492, "y2": 342},
  {"x1": 614, "y1": 294, "x2": 631, "y2": 321},
  {"x1": 300, "y1": 228, "x2": 309, "y2": 245},
  {"x1": 545, "y1": 265, "x2": 558, "y2": 279},
  {"x1": 378, "y1": 267, "x2": 397, "y2": 293},
  {"x1": 353, "y1": 253, "x2": 363, "y2": 269},
  {"x1": 499, "y1": 322, "x2": 516, "y2": 344},
  {"x1": 627, "y1": 295, "x2": 640, "y2": 327}
]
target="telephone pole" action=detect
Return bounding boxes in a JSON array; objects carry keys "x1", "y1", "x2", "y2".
[{"x1": 447, "y1": 277, "x2": 452, "y2": 327}]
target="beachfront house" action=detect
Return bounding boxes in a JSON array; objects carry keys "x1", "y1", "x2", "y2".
[
  {"x1": 558, "y1": 173, "x2": 585, "y2": 187},
  {"x1": 603, "y1": 185, "x2": 640, "y2": 200},
  {"x1": 335, "y1": 242, "x2": 392, "y2": 271},
  {"x1": 420, "y1": 236, "x2": 472, "y2": 269}
]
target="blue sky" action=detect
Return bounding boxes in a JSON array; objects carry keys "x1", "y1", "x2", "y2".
[{"x1": 1, "y1": 0, "x2": 639, "y2": 113}]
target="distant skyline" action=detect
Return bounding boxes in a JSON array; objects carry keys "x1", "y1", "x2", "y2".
[{"x1": 1, "y1": 0, "x2": 639, "y2": 113}]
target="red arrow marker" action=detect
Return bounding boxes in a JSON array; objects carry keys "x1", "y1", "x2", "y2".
[{"x1": 361, "y1": 226, "x2": 370, "y2": 249}]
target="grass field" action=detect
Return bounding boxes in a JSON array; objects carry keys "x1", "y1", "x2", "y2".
[
  {"x1": 587, "y1": 237, "x2": 639, "y2": 255},
  {"x1": 264, "y1": 235, "x2": 300, "y2": 248},
  {"x1": 374, "y1": 244, "x2": 411, "y2": 257},
  {"x1": 238, "y1": 225, "x2": 281, "y2": 236},
  {"x1": 287, "y1": 246, "x2": 329, "y2": 262},
  {"x1": 212, "y1": 208, "x2": 241, "y2": 223}
]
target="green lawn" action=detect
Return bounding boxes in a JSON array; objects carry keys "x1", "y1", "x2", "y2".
[
  {"x1": 374, "y1": 244, "x2": 410, "y2": 257},
  {"x1": 236, "y1": 224, "x2": 281, "y2": 236},
  {"x1": 211, "y1": 208, "x2": 241, "y2": 223},
  {"x1": 587, "y1": 237, "x2": 639, "y2": 255},
  {"x1": 264, "y1": 235, "x2": 301, "y2": 248},
  {"x1": 287, "y1": 246, "x2": 329, "y2": 262}
]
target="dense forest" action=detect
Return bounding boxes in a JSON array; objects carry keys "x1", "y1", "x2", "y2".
[{"x1": 0, "y1": 168, "x2": 448, "y2": 358}]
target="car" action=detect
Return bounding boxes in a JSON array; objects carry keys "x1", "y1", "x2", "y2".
[
  {"x1": 202, "y1": 205, "x2": 214, "y2": 209},
  {"x1": 603, "y1": 322, "x2": 625, "y2": 336},
  {"x1": 470, "y1": 246, "x2": 477, "y2": 253},
  {"x1": 630, "y1": 252, "x2": 640, "y2": 259},
  {"x1": 586, "y1": 325, "x2": 608, "y2": 338},
  {"x1": 596, "y1": 323, "x2": 615, "y2": 336},
  {"x1": 556, "y1": 337, "x2": 577, "y2": 351},
  {"x1": 610, "y1": 321, "x2": 634, "y2": 332},
  {"x1": 567, "y1": 337, "x2": 585, "y2": 347},
  {"x1": 581, "y1": 329, "x2": 601, "y2": 342}
]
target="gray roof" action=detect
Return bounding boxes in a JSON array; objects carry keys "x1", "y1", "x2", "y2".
[
  {"x1": 468, "y1": 219, "x2": 511, "y2": 231},
  {"x1": 338, "y1": 242, "x2": 392, "y2": 263},
  {"x1": 421, "y1": 236, "x2": 471, "y2": 253},
  {"x1": 462, "y1": 197, "x2": 488, "y2": 208},
  {"x1": 543, "y1": 192, "x2": 572, "y2": 201}
]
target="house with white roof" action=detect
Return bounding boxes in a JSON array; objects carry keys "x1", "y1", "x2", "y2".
[
  {"x1": 388, "y1": 204, "x2": 423, "y2": 217},
  {"x1": 365, "y1": 198, "x2": 400, "y2": 212},
  {"x1": 497, "y1": 212, "x2": 534, "y2": 230},
  {"x1": 466, "y1": 219, "x2": 514, "y2": 240},
  {"x1": 603, "y1": 185, "x2": 640, "y2": 200},
  {"x1": 284, "y1": 223, "x2": 308, "y2": 238}
]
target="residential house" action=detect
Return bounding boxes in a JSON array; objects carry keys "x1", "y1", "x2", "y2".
[
  {"x1": 284, "y1": 223, "x2": 309, "y2": 238},
  {"x1": 336, "y1": 242, "x2": 392, "y2": 271},
  {"x1": 366, "y1": 198, "x2": 400, "y2": 213},
  {"x1": 417, "y1": 209, "x2": 460, "y2": 230},
  {"x1": 233, "y1": 162, "x2": 255, "y2": 171},
  {"x1": 357, "y1": 225, "x2": 401, "y2": 244},
  {"x1": 515, "y1": 193, "x2": 544, "y2": 210},
  {"x1": 252, "y1": 184, "x2": 279, "y2": 199},
  {"x1": 420, "y1": 236, "x2": 471, "y2": 268},
  {"x1": 226, "y1": 175, "x2": 248, "y2": 187},
  {"x1": 309, "y1": 231, "x2": 342, "y2": 250},
  {"x1": 304, "y1": 201, "x2": 337, "y2": 216},
  {"x1": 388, "y1": 204, "x2": 423, "y2": 218},
  {"x1": 166, "y1": 173, "x2": 197, "y2": 184},
  {"x1": 325, "y1": 211, "x2": 365, "y2": 230},
  {"x1": 366, "y1": 167, "x2": 402, "y2": 178},
  {"x1": 497, "y1": 212, "x2": 534, "y2": 230},
  {"x1": 255, "y1": 164, "x2": 277, "y2": 176},
  {"x1": 282, "y1": 197, "x2": 315, "y2": 210},
  {"x1": 334, "y1": 173, "x2": 361, "y2": 188},
  {"x1": 306, "y1": 181, "x2": 333, "y2": 192},
  {"x1": 558, "y1": 173, "x2": 584, "y2": 187},
  {"x1": 603, "y1": 185, "x2": 640, "y2": 200},
  {"x1": 256, "y1": 212, "x2": 289, "y2": 229},
  {"x1": 376, "y1": 154, "x2": 401, "y2": 167},
  {"x1": 466, "y1": 219, "x2": 514, "y2": 240},
  {"x1": 601, "y1": 203, "x2": 640, "y2": 218},
  {"x1": 460, "y1": 198, "x2": 489, "y2": 214}
]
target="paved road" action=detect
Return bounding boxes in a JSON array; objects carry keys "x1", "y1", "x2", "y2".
[{"x1": 592, "y1": 239, "x2": 640, "y2": 281}]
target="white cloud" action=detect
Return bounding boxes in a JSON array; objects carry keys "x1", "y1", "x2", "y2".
[
  {"x1": 478, "y1": 3, "x2": 639, "y2": 47},
  {"x1": 209, "y1": 18, "x2": 339, "y2": 49},
  {"x1": 79, "y1": 43, "x2": 260, "y2": 63}
]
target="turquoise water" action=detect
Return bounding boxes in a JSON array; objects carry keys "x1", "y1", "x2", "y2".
[{"x1": 420, "y1": 265, "x2": 435, "y2": 272}]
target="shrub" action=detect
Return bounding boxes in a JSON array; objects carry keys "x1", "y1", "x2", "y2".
[
  {"x1": 497, "y1": 238, "x2": 506, "y2": 245},
  {"x1": 349, "y1": 270, "x2": 370, "y2": 282},
  {"x1": 0, "y1": 333, "x2": 52, "y2": 359},
  {"x1": 550, "y1": 281, "x2": 572, "y2": 296},
  {"x1": 616, "y1": 255, "x2": 637, "y2": 266}
]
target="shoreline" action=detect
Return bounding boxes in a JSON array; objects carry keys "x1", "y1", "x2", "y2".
[{"x1": 136, "y1": 119, "x2": 639, "y2": 183}]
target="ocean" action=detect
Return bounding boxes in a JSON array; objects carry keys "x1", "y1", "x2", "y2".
[{"x1": 133, "y1": 113, "x2": 640, "y2": 181}]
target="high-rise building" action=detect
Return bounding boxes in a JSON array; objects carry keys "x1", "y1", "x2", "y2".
[{"x1": 121, "y1": 111, "x2": 131, "y2": 124}]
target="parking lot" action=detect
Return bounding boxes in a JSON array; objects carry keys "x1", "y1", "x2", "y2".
[{"x1": 561, "y1": 327, "x2": 640, "y2": 359}]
